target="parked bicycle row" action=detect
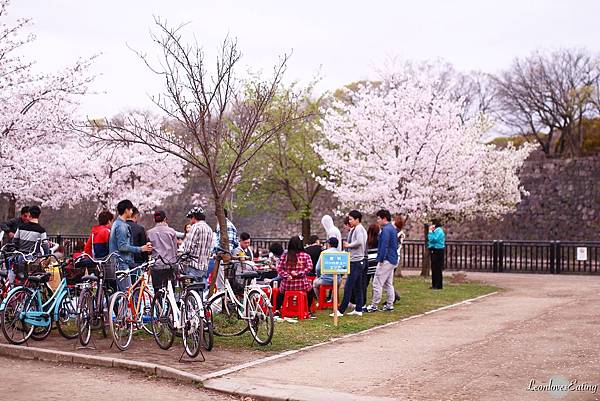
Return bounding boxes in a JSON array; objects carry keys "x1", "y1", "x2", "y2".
[{"x1": 0, "y1": 240, "x2": 274, "y2": 359}]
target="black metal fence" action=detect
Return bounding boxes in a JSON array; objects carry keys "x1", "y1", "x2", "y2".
[{"x1": 45, "y1": 235, "x2": 600, "y2": 274}]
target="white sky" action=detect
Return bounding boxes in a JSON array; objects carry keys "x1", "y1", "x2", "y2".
[{"x1": 10, "y1": 0, "x2": 600, "y2": 119}]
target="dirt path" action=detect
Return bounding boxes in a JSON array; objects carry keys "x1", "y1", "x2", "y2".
[
  {"x1": 207, "y1": 272, "x2": 600, "y2": 401},
  {"x1": 0, "y1": 355, "x2": 240, "y2": 401}
]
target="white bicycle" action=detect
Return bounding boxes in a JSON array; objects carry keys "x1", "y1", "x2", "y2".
[
  {"x1": 207, "y1": 250, "x2": 274, "y2": 346},
  {"x1": 150, "y1": 254, "x2": 210, "y2": 359}
]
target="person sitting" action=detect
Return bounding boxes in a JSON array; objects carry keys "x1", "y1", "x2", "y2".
[
  {"x1": 232, "y1": 232, "x2": 254, "y2": 269},
  {"x1": 275, "y1": 236, "x2": 315, "y2": 316},
  {"x1": 313, "y1": 237, "x2": 342, "y2": 304},
  {"x1": 304, "y1": 235, "x2": 322, "y2": 277}
]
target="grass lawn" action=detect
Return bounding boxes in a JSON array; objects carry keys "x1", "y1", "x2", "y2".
[{"x1": 215, "y1": 275, "x2": 498, "y2": 352}]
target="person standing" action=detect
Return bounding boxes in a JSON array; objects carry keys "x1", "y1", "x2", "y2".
[
  {"x1": 364, "y1": 209, "x2": 398, "y2": 313},
  {"x1": 337, "y1": 210, "x2": 367, "y2": 317},
  {"x1": 13, "y1": 206, "x2": 49, "y2": 254},
  {"x1": 1, "y1": 206, "x2": 30, "y2": 243},
  {"x1": 84, "y1": 210, "x2": 114, "y2": 258},
  {"x1": 109, "y1": 200, "x2": 153, "y2": 291},
  {"x1": 126, "y1": 207, "x2": 149, "y2": 266},
  {"x1": 321, "y1": 215, "x2": 342, "y2": 251},
  {"x1": 214, "y1": 208, "x2": 238, "y2": 251},
  {"x1": 147, "y1": 210, "x2": 178, "y2": 291},
  {"x1": 428, "y1": 219, "x2": 446, "y2": 290},
  {"x1": 181, "y1": 206, "x2": 214, "y2": 283},
  {"x1": 304, "y1": 235, "x2": 322, "y2": 276}
]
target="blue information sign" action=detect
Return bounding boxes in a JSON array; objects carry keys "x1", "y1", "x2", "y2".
[{"x1": 320, "y1": 251, "x2": 350, "y2": 274}]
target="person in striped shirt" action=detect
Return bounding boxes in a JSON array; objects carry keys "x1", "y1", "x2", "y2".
[
  {"x1": 182, "y1": 206, "x2": 214, "y2": 282},
  {"x1": 13, "y1": 205, "x2": 49, "y2": 255}
]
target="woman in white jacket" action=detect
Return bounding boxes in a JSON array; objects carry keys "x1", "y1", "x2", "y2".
[{"x1": 321, "y1": 215, "x2": 342, "y2": 251}]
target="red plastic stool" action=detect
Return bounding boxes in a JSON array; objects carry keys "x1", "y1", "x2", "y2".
[
  {"x1": 317, "y1": 284, "x2": 334, "y2": 310},
  {"x1": 280, "y1": 291, "x2": 310, "y2": 320},
  {"x1": 259, "y1": 285, "x2": 273, "y2": 313}
]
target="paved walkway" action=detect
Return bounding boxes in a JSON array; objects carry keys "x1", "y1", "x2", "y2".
[
  {"x1": 205, "y1": 273, "x2": 600, "y2": 401},
  {"x1": 0, "y1": 355, "x2": 237, "y2": 401}
]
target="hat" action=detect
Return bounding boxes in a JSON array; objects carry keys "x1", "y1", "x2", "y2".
[
  {"x1": 154, "y1": 210, "x2": 166, "y2": 222},
  {"x1": 327, "y1": 237, "x2": 339, "y2": 248}
]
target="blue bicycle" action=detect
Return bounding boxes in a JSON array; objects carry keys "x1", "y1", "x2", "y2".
[{"x1": 0, "y1": 253, "x2": 79, "y2": 344}]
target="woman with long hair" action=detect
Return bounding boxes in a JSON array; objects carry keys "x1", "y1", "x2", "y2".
[
  {"x1": 362, "y1": 223, "x2": 381, "y2": 305},
  {"x1": 275, "y1": 236, "x2": 315, "y2": 315}
]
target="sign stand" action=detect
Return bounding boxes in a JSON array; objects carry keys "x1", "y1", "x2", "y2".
[
  {"x1": 320, "y1": 251, "x2": 350, "y2": 328},
  {"x1": 332, "y1": 272, "x2": 338, "y2": 326}
]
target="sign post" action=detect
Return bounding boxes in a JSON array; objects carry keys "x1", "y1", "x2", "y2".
[{"x1": 320, "y1": 251, "x2": 350, "y2": 327}]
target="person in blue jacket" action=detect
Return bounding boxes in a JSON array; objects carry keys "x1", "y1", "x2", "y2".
[{"x1": 428, "y1": 218, "x2": 446, "y2": 289}]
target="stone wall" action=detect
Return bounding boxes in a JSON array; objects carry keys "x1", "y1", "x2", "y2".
[{"x1": 441, "y1": 151, "x2": 600, "y2": 241}]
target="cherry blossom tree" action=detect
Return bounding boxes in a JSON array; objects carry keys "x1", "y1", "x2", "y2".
[
  {"x1": 316, "y1": 66, "x2": 533, "y2": 274},
  {"x1": 0, "y1": 0, "x2": 95, "y2": 218},
  {"x1": 85, "y1": 19, "x2": 303, "y2": 250}
]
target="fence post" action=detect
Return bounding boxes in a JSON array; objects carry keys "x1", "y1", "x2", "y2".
[
  {"x1": 549, "y1": 241, "x2": 556, "y2": 274},
  {"x1": 498, "y1": 240, "x2": 504, "y2": 272},
  {"x1": 555, "y1": 241, "x2": 561, "y2": 274},
  {"x1": 492, "y1": 241, "x2": 498, "y2": 272},
  {"x1": 56, "y1": 234, "x2": 62, "y2": 247}
]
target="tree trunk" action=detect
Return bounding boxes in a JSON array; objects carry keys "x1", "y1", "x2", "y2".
[
  {"x1": 214, "y1": 196, "x2": 229, "y2": 251},
  {"x1": 7, "y1": 195, "x2": 16, "y2": 220},
  {"x1": 420, "y1": 223, "x2": 431, "y2": 277},
  {"x1": 301, "y1": 217, "x2": 311, "y2": 241}
]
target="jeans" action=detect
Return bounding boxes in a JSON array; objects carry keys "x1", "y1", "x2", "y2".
[
  {"x1": 339, "y1": 260, "x2": 365, "y2": 313},
  {"x1": 116, "y1": 262, "x2": 132, "y2": 292},
  {"x1": 370, "y1": 260, "x2": 396, "y2": 307}
]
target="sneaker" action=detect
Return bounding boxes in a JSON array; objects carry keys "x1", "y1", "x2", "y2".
[
  {"x1": 364, "y1": 305, "x2": 378, "y2": 313},
  {"x1": 283, "y1": 317, "x2": 298, "y2": 323},
  {"x1": 382, "y1": 304, "x2": 394, "y2": 312},
  {"x1": 346, "y1": 309, "x2": 363, "y2": 316},
  {"x1": 329, "y1": 310, "x2": 343, "y2": 317},
  {"x1": 348, "y1": 302, "x2": 356, "y2": 310},
  {"x1": 309, "y1": 313, "x2": 317, "y2": 319},
  {"x1": 274, "y1": 316, "x2": 285, "y2": 322}
]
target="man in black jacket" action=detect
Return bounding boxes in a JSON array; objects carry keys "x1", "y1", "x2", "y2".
[
  {"x1": 126, "y1": 207, "x2": 149, "y2": 265},
  {"x1": 304, "y1": 235, "x2": 322, "y2": 277},
  {"x1": 1, "y1": 206, "x2": 30, "y2": 242}
]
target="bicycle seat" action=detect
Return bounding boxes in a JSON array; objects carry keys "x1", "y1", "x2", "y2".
[
  {"x1": 0, "y1": 270, "x2": 7, "y2": 279},
  {"x1": 81, "y1": 274, "x2": 99, "y2": 282},
  {"x1": 28, "y1": 272, "x2": 51, "y2": 284},
  {"x1": 239, "y1": 271, "x2": 259, "y2": 279}
]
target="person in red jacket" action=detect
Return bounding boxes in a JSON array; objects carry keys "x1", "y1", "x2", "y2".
[{"x1": 84, "y1": 211, "x2": 114, "y2": 258}]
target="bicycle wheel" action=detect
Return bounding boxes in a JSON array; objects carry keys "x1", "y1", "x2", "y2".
[
  {"x1": 98, "y1": 290, "x2": 109, "y2": 338},
  {"x1": 150, "y1": 290, "x2": 174, "y2": 350},
  {"x1": 131, "y1": 286, "x2": 153, "y2": 334},
  {"x1": 182, "y1": 291, "x2": 204, "y2": 358},
  {"x1": 247, "y1": 289, "x2": 274, "y2": 346},
  {"x1": 109, "y1": 291, "x2": 133, "y2": 351},
  {"x1": 1, "y1": 288, "x2": 35, "y2": 344},
  {"x1": 77, "y1": 288, "x2": 93, "y2": 346},
  {"x1": 202, "y1": 306, "x2": 214, "y2": 351},
  {"x1": 208, "y1": 292, "x2": 248, "y2": 337},
  {"x1": 56, "y1": 292, "x2": 79, "y2": 339}
]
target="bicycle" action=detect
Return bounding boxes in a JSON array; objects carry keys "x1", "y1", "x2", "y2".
[
  {"x1": 76, "y1": 252, "x2": 119, "y2": 346},
  {"x1": 0, "y1": 253, "x2": 79, "y2": 344},
  {"x1": 108, "y1": 260, "x2": 154, "y2": 351},
  {"x1": 207, "y1": 250, "x2": 274, "y2": 346},
  {"x1": 150, "y1": 254, "x2": 213, "y2": 359}
]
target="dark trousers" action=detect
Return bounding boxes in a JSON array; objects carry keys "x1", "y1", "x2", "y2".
[
  {"x1": 276, "y1": 290, "x2": 315, "y2": 311},
  {"x1": 339, "y1": 260, "x2": 365, "y2": 313},
  {"x1": 151, "y1": 269, "x2": 173, "y2": 292},
  {"x1": 352, "y1": 257, "x2": 371, "y2": 305},
  {"x1": 430, "y1": 248, "x2": 444, "y2": 289}
]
